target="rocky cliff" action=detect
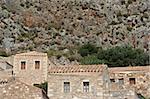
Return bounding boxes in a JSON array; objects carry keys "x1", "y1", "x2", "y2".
[{"x1": 0, "y1": 0, "x2": 149, "y2": 64}]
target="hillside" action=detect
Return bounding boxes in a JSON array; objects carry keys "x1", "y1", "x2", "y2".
[{"x1": 0, "y1": 0, "x2": 149, "y2": 64}]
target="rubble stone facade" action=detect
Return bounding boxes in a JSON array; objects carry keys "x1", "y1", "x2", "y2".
[
  {"x1": 109, "y1": 66, "x2": 150, "y2": 98},
  {"x1": 12, "y1": 51, "x2": 48, "y2": 85},
  {"x1": 0, "y1": 51, "x2": 149, "y2": 99},
  {"x1": 48, "y1": 65, "x2": 110, "y2": 99},
  {"x1": 48, "y1": 65, "x2": 139, "y2": 99}
]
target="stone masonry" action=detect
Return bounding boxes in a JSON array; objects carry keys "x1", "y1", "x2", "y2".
[
  {"x1": 48, "y1": 65, "x2": 110, "y2": 99},
  {"x1": 109, "y1": 66, "x2": 150, "y2": 98},
  {"x1": 0, "y1": 51, "x2": 149, "y2": 99},
  {"x1": 48, "y1": 65, "x2": 139, "y2": 99},
  {"x1": 12, "y1": 51, "x2": 48, "y2": 85}
]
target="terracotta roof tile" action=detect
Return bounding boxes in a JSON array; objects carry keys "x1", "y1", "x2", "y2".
[
  {"x1": 15, "y1": 51, "x2": 47, "y2": 56},
  {"x1": 49, "y1": 64, "x2": 106, "y2": 73}
]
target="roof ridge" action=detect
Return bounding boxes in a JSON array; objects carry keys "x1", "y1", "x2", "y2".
[{"x1": 49, "y1": 64, "x2": 106, "y2": 73}]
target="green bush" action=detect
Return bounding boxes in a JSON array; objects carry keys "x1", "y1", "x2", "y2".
[
  {"x1": 80, "y1": 55, "x2": 106, "y2": 65},
  {"x1": 127, "y1": 26, "x2": 132, "y2": 31},
  {"x1": 97, "y1": 46, "x2": 149, "y2": 67},
  {"x1": 78, "y1": 43, "x2": 98, "y2": 57},
  {"x1": 78, "y1": 44, "x2": 149, "y2": 67},
  {"x1": 0, "y1": 50, "x2": 8, "y2": 57}
]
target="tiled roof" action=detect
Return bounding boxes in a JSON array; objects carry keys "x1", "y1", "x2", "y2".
[
  {"x1": 15, "y1": 51, "x2": 47, "y2": 56},
  {"x1": 109, "y1": 66, "x2": 150, "y2": 73},
  {"x1": 49, "y1": 64, "x2": 106, "y2": 73}
]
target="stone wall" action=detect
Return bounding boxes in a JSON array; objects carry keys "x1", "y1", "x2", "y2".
[
  {"x1": 48, "y1": 73, "x2": 105, "y2": 99},
  {"x1": 48, "y1": 65, "x2": 110, "y2": 99},
  {"x1": 0, "y1": 50, "x2": 149, "y2": 99},
  {"x1": 109, "y1": 66, "x2": 150, "y2": 98},
  {"x1": 13, "y1": 51, "x2": 48, "y2": 85},
  {"x1": 47, "y1": 65, "x2": 139, "y2": 99},
  {"x1": 105, "y1": 90, "x2": 139, "y2": 99}
]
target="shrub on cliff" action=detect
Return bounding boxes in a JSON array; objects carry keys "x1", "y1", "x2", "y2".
[
  {"x1": 79, "y1": 44, "x2": 149, "y2": 67},
  {"x1": 97, "y1": 46, "x2": 149, "y2": 67},
  {"x1": 80, "y1": 55, "x2": 106, "y2": 65},
  {"x1": 78, "y1": 43, "x2": 98, "y2": 57},
  {"x1": 0, "y1": 50, "x2": 8, "y2": 57}
]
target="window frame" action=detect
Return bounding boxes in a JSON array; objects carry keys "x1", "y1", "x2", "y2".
[
  {"x1": 63, "y1": 82, "x2": 70, "y2": 93},
  {"x1": 20, "y1": 61, "x2": 26, "y2": 70},
  {"x1": 129, "y1": 78, "x2": 136, "y2": 85},
  {"x1": 35, "y1": 60, "x2": 40, "y2": 69},
  {"x1": 83, "y1": 81, "x2": 90, "y2": 92}
]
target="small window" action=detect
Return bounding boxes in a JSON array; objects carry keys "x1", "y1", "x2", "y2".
[
  {"x1": 118, "y1": 78, "x2": 124, "y2": 85},
  {"x1": 83, "y1": 82, "x2": 89, "y2": 92},
  {"x1": 64, "y1": 82, "x2": 70, "y2": 93},
  {"x1": 21, "y1": 61, "x2": 26, "y2": 70},
  {"x1": 35, "y1": 61, "x2": 40, "y2": 69},
  {"x1": 129, "y1": 78, "x2": 136, "y2": 85},
  {"x1": 110, "y1": 79, "x2": 115, "y2": 83}
]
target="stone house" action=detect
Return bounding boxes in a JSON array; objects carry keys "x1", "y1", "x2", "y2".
[
  {"x1": 48, "y1": 65, "x2": 111, "y2": 99},
  {"x1": 0, "y1": 51, "x2": 149, "y2": 99},
  {"x1": 0, "y1": 51, "x2": 49, "y2": 99},
  {"x1": 47, "y1": 65, "x2": 139, "y2": 99},
  {"x1": 12, "y1": 51, "x2": 48, "y2": 85},
  {"x1": 109, "y1": 66, "x2": 150, "y2": 98}
]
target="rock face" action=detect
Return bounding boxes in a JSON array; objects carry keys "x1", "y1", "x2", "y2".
[{"x1": 0, "y1": 0, "x2": 149, "y2": 58}]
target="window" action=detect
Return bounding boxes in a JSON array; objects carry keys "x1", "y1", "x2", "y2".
[
  {"x1": 110, "y1": 79, "x2": 115, "y2": 83},
  {"x1": 35, "y1": 61, "x2": 40, "y2": 69},
  {"x1": 118, "y1": 78, "x2": 124, "y2": 85},
  {"x1": 21, "y1": 61, "x2": 26, "y2": 70},
  {"x1": 83, "y1": 82, "x2": 89, "y2": 92},
  {"x1": 129, "y1": 78, "x2": 136, "y2": 85},
  {"x1": 64, "y1": 82, "x2": 70, "y2": 93}
]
